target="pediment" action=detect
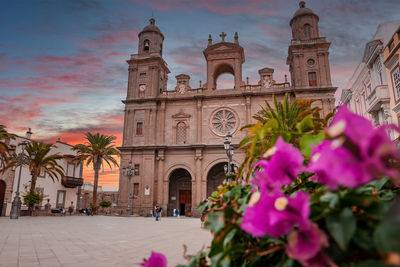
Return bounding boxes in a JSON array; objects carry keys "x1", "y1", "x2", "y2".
[
  {"x1": 214, "y1": 45, "x2": 230, "y2": 51},
  {"x1": 362, "y1": 40, "x2": 382, "y2": 63},
  {"x1": 204, "y1": 42, "x2": 241, "y2": 53},
  {"x1": 172, "y1": 109, "x2": 191, "y2": 119}
]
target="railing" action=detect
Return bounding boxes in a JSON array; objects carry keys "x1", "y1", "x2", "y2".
[{"x1": 62, "y1": 176, "x2": 84, "y2": 188}]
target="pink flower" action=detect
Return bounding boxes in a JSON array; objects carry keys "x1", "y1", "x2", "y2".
[
  {"x1": 138, "y1": 251, "x2": 167, "y2": 267},
  {"x1": 308, "y1": 105, "x2": 400, "y2": 189},
  {"x1": 241, "y1": 189, "x2": 310, "y2": 238},
  {"x1": 287, "y1": 223, "x2": 330, "y2": 267},
  {"x1": 253, "y1": 136, "x2": 304, "y2": 190}
]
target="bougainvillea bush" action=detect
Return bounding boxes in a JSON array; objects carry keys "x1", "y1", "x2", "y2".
[{"x1": 141, "y1": 97, "x2": 400, "y2": 267}]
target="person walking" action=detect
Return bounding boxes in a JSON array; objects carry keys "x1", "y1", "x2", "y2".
[{"x1": 155, "y1": 205, "x2": 159, "y2": 221}]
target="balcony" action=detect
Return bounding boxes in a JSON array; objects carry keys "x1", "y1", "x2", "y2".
[
  {"x1": 367, "y1": 85, "x2": 390, "y2": 112},
  {"x1": 62, "y1": 176, "x2": 84, "y2": 188}
]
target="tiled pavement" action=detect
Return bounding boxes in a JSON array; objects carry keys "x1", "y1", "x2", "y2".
[{"x1": 0, "y1": 216, "x2": 212, "y2": 267}]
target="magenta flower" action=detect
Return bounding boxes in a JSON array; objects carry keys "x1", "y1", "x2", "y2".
[
  {"x1": 241, "y1": 189, "x2": 310, "y2": 238},
  {"x1": 308, "y1": 105, "x2": 400, "y2": 189},
  {"x1": 307, "y1": 140, "x2": 365, "y2": 189},
  {"x1": 287, "y1": 223, "x2": 330, "y2": 267},
  {"x1": 138, "y1": 251, "x2": 167, "y2": 267},
  {"x1": 253, "y1": 136, "x2": 304, "y2": 190}
]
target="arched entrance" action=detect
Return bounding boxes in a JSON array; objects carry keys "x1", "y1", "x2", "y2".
[
  {"x1": 168, "y1": 168, "x2": 192, "y2": 216},
  {"x1": 0, "y1": 180, "x2": 6, "y2": 216},
  {"x1": 207, "y1": 162, "x2": 227, "y2": 197}
]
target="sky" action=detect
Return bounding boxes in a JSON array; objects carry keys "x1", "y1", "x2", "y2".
[{"x1": 1, "y1": 0, "x2": 399, "y2": 190}]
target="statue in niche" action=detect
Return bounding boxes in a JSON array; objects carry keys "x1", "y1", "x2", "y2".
[
  {"x1": 178, "y1": 82, "x2": 186, "y2": 94},
  {"x1": 262, "y1": 75, "x2": 274, "y2": 88}
]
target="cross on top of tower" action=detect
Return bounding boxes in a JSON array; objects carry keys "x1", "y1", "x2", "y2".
[{"x1": 219, "y1": 32, "x2": 227, "y2": 42}]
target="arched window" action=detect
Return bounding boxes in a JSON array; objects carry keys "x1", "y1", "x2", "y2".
[
  {"x1": 216, "y1": 73, "x2": 235, "y2": 89},
  {"x1": 144, "y1": 40, "x2": 150, "y2": 51},
  {"x1": 176, "y1": 122, "x2": 186, "y2": 144},
  {"x1": 304, "y1": 24, "x2": 311, "y2": 39}
]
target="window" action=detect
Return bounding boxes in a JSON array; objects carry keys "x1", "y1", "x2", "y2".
[
  {"x1": 134, "y1": 164, "x2": 140, "y2": 176},
  {"x1": 392, "y1": 66, "x2": 400, "y2": 101},
  {"x1": 139, "y1": 72, "x2": 146, "y2": 78},
  {"x1": 389, "y1": 40, "x2": 394, "y2": 51},
  {"x1": 66, "y1": 163, "x2": 75, "y2": 176},
  {"x1": 136, "y1": 122, "x2": 143, "y2": 135},
  {"x1": 144, "y1": 40, "x2": 150, "y2": 51},
  {"x1": 308, "y1": 72, "x2": 317, "y2": 86},
  {"x1": 176, "y1": 122, "x2": 187, "y2": 144},
  {"x1": 133, "y1": 183, "x2": 139, "y2": 196},
  {"x1": 56, "y1": 190, "x2": 66, "y2": 208},
  {"x1": 38, "y1": 167, "x2": 45, "y2": 178},
  {"x1": 304, "y1": 24, "x2": 311, "y2": 39}
]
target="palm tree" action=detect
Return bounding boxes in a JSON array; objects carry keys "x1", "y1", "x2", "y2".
[
  {"x1": 239, "y1": 94, "x2": 333, "y2": 181},
  {"x1": 73, "y1": 133, "x2": 121, "y2": 206},
  {"x1": 24, "y1": 141, "x2": 65, "y2": 214},
  {"x1": 0, "y1": 125, "x2": 15, "y2": 172}
]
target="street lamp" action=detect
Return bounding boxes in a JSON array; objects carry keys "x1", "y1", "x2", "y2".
[
  {"x1": 224, "y1": 132, "x2": 234, "y2": 178},
  {"x1": 10, "y1": 130, "x2": 36, "y2": 219},
  {"x1": 122, "y1": 162, "x2": 139, "y2": 216}
]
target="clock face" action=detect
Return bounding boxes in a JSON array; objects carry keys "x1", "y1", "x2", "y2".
[
  {"x1": 139, "y1": 84, "x2": 146, "y2": 91},
  {"x1": 307, "y1": 59, "x2": 315, "y2": 67}
]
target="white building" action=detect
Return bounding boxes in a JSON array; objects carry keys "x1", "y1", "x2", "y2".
[
  {"x1": 340, "y1": 21, "x2": 400, "y2": 133},
  {"x1": 0, "y1": 133, "x2": 84, "y2": 216}
]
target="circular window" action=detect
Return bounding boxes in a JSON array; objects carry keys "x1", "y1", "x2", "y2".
[
  {"x1": 210, "y1": 109, "x2": 238, "y2": 136},
  {"x1": 307, "y1": 59, "x2": 315, "y2": 67}
]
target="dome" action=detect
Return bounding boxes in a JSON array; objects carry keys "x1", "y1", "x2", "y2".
[
  {"x1": 139, "y1": 18, "x2": 164, "y2": 39},
  {"x1": 290, "y1": 1, "x2": 319, "y2": 25}
]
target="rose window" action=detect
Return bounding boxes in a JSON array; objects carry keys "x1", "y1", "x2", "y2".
[{"x1": 211, "y1": 109, "x2": 237, "y2": 135}]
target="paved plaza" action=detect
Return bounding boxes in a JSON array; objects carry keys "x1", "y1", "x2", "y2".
[{"x1": 0, "y1": 216, "x2": 212, "y2": 267}]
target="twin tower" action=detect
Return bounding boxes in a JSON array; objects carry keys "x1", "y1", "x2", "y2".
[{"x1": 118, "y1": 1, "x2": 336, "y2": 216}]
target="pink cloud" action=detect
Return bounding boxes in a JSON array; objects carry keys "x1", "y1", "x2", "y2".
[
  {"x1": 133, "y1": 0, "x2": 282, "y2": 15},
  {"x1": 83, "y1": 30, "x2": 139, "y2": 47},
  {"x1": 259, "y1": 25, "x2": 290, "y2": 40}
]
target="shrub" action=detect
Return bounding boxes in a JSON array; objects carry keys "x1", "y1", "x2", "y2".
[
  {"x1": 99, "y1": 200, "x2": 111, "y2": 208},
  {"x1": 176, "y1": 99, "x2": 400, "y2": 267},
  {"x1": 23, "y1": 192, "x2": 42, "y2": 206}
]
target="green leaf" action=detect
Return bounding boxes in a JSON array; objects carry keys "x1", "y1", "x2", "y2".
[
  {"x1": 374, "y1": 198, "x2": 400, "y2": 252},
  {"x1": 204, "y1": 212, "x2": 225, "y2": 233},
  {"x1": 300, "y1": 132, "x2": 325, "y2": 158},
  {"x1": 296, "y1": 115, "x2": 314, "y2": 133},
  {"x1": 368, "y1": 177, "x2": 388, "y2": 190},
  {"x1": 326, "y1": 208, "x2": 356, "y2": 249},
  {"x1": 223, "y1": 228, "x2": 237, "y2": 248},
  {"x1": 320, "y1": 191, "x2": 339, "y2": 209}
]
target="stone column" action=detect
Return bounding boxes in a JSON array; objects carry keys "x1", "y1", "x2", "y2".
[
  {"x1": 196, "y1": 98, "x2": 202, "y2": 143},
  {"x1": 194, "y1": 148, "x2": 203, "y2": 216},
  {"x1": 317, "y1": 52, "x2": 326, "y2": 86},
  {"x1": 159, "y1": 101, "x2": 166, "y2": 144},
  {"x1": 145, "y1": 109, "x2": 151, "y2": 144},
  {"x1": 245, "y1": 96, "x2": 251, "y2": 124},
  {"x1": 156, "y1": 150, "x2": 165, "y2": 207}
]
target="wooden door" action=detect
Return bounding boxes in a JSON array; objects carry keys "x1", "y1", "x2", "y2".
[{"x1": 179, "y1": 190, "x2": 191, "y2": 204}]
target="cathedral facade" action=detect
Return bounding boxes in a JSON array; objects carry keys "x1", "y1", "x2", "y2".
[{"x1": 118, "y1": 1, "x2": 336, "y2": 216}]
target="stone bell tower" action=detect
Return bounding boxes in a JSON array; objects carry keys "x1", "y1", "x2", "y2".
[
  {"x1": 203, "y1": 32, "x2": 245, "y2": 90},
  {"x1": 126, "y1": 18, "x2": 170, "y2": 100},
  {"x1": 287, "y1": 1, "x2": 332, "y2": 89}
]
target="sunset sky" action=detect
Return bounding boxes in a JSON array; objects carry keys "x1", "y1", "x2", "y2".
[{"x1": 1, "y1": 0, "x2": 399, "y2": 190}]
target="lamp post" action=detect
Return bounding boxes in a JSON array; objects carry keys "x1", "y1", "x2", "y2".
[
  {"x1": 223, "y1": 132, "x2": 234, "y2": 178},
  {"x1": 122, "y1": 162, "x2": 139, "y2": 216},
  {"x1": 9, "y1": 130, "x2": 36, "y2": 219}
]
